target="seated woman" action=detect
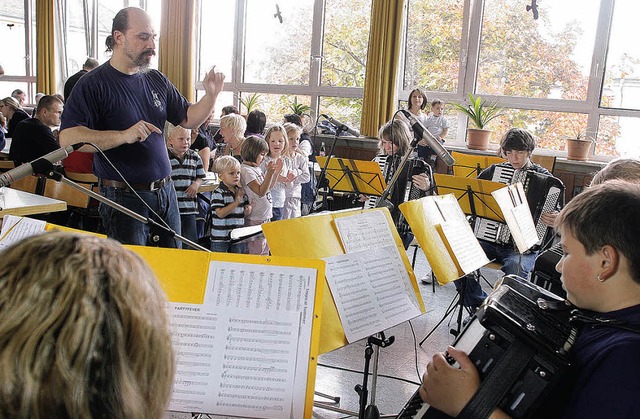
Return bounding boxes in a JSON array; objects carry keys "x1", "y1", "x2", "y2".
[{"x1": 0, "y1": 232, "x2": 174, "y2": 418}]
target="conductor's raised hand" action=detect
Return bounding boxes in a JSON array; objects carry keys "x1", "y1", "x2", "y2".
[
  {"x1": 202, "y1": 66, "x2": 226, "y2": 97},
  {"x1": 123, "y1": 121, "x2": 162, "y2": 144},
  {"x1": 418, "y1": 346, "x2": 480, "y2": 417}
]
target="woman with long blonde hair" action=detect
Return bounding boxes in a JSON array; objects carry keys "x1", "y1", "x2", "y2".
[{"x1": 0, "y1": 232, "x2": 175, "y2": 418}]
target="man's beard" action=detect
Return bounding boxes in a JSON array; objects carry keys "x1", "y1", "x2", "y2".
[{"x1": 126, "y1": 48, "x2": 155, "y2": 72}]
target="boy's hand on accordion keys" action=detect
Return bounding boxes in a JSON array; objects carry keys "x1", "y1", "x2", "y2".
[
  {"x1": 540, "y1": 210, "x2": 559, "y2": 227},
  {"x1": 419, "y1": 346, "x2": 480, "y2": 417}
]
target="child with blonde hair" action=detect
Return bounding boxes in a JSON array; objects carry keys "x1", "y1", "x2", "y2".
[
  {"x1": 209, "y1": 155, "x2": 251, "y2": 253},
  {"x1": 283, "y1": 122, "x2": 311, "y2": 218},
  {"x1": 262, "y1": 124, "x2": 291, "y2": 221},
  {"x1": 241, "y1": 135, "x2": 283, "y2": 255},
  {"x1": 167, "y1": 124, "x2": 205, "y2": 248}
]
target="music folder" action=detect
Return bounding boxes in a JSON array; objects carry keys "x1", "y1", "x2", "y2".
[
  {"x1": 434, "y1": 173, "x2": 505, "y2": 221},
  {"x1": 491, "y1": 182, "x2": 539, "y2": 253},
  {"x1": 316, "y1": 156, "x2": 386, "y2": 196}
]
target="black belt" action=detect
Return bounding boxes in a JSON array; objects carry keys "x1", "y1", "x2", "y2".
[{"x1": 100, "y1": 176, "x2": 171, "y2": 191}]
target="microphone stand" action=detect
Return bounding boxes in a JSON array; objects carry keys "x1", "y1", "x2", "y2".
[
  {"x1": 311, "y1": 126, "x2": 347, "y2": 212},
  {"x1": 41, "y1": 167, "x2": 210, "y2": 252}
]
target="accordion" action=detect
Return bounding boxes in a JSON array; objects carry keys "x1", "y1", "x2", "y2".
[
  {"x1": 473, "y1": 165, "x2": 564, "y2": 248},
  {"x1": 364, "y1": 156, "x2": 430, "y2": 212},
  {"x1": 397, "y1": 275, "x2": 578, "y2": 419}
]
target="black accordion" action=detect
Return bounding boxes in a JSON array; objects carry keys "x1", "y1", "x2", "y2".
[
  {"x1": 397, "y1": 275, "x2": 578, "y2": 419},
  {"x1": 365, "y1": 156, "x2": 431, "y2": 235},
  {"x1": 473, "y1": 165, "x2": 564, "y2": 249}
]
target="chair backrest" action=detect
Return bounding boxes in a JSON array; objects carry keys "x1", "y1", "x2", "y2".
[
  {"x1": 451, "y1": 151, "x2": 506, "y2": 177},
  {"x1": 531, "y1": 154, "x2": 556, "y2": 173},
  {"x1": 64, "y1": 171, "x2": 99, "y2": 183},
  {"x1": 43, "y1": 179, "x2": 91, "y2": 208},
  {"x1": 0, "y1": 160, "x2": 15, "y2": 171},
  {"x1": 9, "y1": 175, "x2": 42, "y2": 194}
]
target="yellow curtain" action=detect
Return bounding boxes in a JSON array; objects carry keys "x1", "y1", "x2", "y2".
[
  {"x1": 361, "y1": 0, "x2": 405, "y2": 137},
  {"x1": 159, "y1": 0, "x2": 196, "y2": 102},
  {"x1": 36, "y1": 0, "x2": 56, "y2": 94}
]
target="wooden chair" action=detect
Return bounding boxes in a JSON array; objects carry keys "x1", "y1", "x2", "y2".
[
  {"x1": 451, "y1": 151, "x2": 505, "y2": 178},
  {"x1": 531, "y1": 154, "x2": 557, "y2": 173},
  {"x1": 0, "y1": 160, "x2": 15, "y2": 172},
  {"x1": 43, "y1": 179, "x2": 91, "y2": 209},
  {"x1": 9, "y1": 175, "x2": 43, "y2": 195}
]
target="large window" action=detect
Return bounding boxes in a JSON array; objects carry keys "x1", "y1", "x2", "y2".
[
  {"x1": 400, "y1": 0, "x2": 640, "y2": 160},
  {"x1": 0, "y1": 0, "x2": 35, "y2": 103},
  {"x1": 195, "y1": 0, "x2": 372, "y2": 128}
]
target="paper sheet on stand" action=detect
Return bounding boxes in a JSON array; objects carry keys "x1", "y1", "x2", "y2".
[
  {"x1": 0, "y1": 215, "x2": 46, "y2": 249},
  {"x1": 333, "y1": 210, "x2": 397, "y2": 254},
  {"x1": 168, "y1": 304, "x2": 300, "y2": 418},
  {"x1": 323, "y1": 246, "x2": 422, "y2": 342},
  {"x1": 203, "y1": 261, "x2": 317, "y2": 419},
  {"x1": 438, "y1": 220, "x2": 490, "y2": 274},
  {"x1": 492, "y1": 183, "x2": 539, "y2": 253}
]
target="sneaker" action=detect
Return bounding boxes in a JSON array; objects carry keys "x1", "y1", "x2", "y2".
[{"x1": 420, "y1": 274, "x2": 432, "y2": 285}]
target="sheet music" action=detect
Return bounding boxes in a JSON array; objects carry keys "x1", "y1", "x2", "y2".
[
  {"x1": 324, "y1": 246, "x2": 422, "y2": 342},
  {"x1": 334, "y1": 210, "x2": 398, "y2": 254},
  {"x1": 492, "y1": 183, "x2": 539, "y2": 253},
  {"x1": 438, "y1": 221, "x2": 490, "y2": 274},
  {"x1": 168, "y1": 304, "x2": 300, "y2": 418},
  {"x1": 200, "y1": 261, "x2": 318, "y2": 419},
  {"x1": 0, "y1": 215, "x2": 46, "y2": 250}
]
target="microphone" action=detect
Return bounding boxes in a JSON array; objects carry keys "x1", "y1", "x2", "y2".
[
  {"x1": 321, "y1": 114, "x2": 360, "y2": 137},
  {"x1": 399, "y1": 110, "x2": 455, "y2": 166},
  {"x1": 0, "y1": 143, "x2": 85, "y2": 187}
]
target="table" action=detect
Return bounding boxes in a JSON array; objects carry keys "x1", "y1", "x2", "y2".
[
  {"x1": 0, "y1": 187, "x2": 67, "y2": 218},
  {"x1": 198, "y1": 173, "x2": 219, "y2": 193}
]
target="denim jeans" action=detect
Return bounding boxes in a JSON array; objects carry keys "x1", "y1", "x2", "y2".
[
  {"x1": 210, "y1": 240, "x2": 247, "y2": 254},
  {"x1": 180, "y1": 214, "x2": 198, "y2": 249},
  {"x1": 271, "y1": 207, "x2": 283, "y2": 221},
  {"x1": 454, "y1": 240, "x2": 538, "y2": 309},
  {"x1": 99, "y1": 181, "x2": 182, "y2": 248}
]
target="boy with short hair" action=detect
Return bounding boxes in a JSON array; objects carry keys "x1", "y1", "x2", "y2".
[
  {"x1": 167, "y1": 124, "x2": 205, "y2": 248},
  {"x1": 420, "y1": 180, "x2": 640, "y2": 418},
  {"x1": 210, "y1": 156, "x2": 251, "y2": 253}
]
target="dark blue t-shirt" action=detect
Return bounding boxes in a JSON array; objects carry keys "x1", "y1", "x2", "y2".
[
  {"x1": 544, "y1": 304, "x2": 640, "y2": 418},
  {"x1": 60, "y1": 61, "x2": 189, "y2": 183}
]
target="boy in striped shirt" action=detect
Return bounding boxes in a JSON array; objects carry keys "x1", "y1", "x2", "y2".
[
  {"x1": 209, "y1": 156, "x2": 251, "y2": 253},
  {"x1": 167, "y1": 125, "x2": 205, "y2": 249}
]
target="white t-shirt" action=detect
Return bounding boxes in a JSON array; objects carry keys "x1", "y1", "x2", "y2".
[
  {"x1": 425, "y1": 114, "x2": 449, "y2": 138},
  {"x1": 261, "y1": 155, "x2": 288, "y2": 208},
  {"x1": 241, "y1": 163, "x2": 273, "y2": 222}
]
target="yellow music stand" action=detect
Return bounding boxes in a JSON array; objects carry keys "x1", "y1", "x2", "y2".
[
  {"x1": 434, "y1": 173, "x2": 505, "y2": 222},
  {"x1": 451, "y1": 151, "x2": 506, "y2": 178},
  {"x1": 316, "y1": 156, "x2": 386, "y2": 196}
]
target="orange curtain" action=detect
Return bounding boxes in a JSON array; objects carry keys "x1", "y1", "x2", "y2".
[
  {"x1": 361, "y1": 0, "x2": 405, "y2": 137},
  {"x1": 159, "y1": 0, "x2": 196, "y2": 102},
  {"x1": 36, "y1": 0, "x2": 56, "y2": 94}
]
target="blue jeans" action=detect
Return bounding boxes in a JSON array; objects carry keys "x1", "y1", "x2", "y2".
[
  {"x1": 271, "y1": 207, "x2": 283, "y2": 221},
  {"x1": 99, "y1": 181, "x2": 182, "y2": 248},
  {"x1": 180, "y1": 214, "x2": 198, "y2": 249},
  {"x1": 454, "y1": 240, "x2": 538, "y2": 309},
  {"x1": 210, "y1": 240, "x2": 246, "y2": 254}
]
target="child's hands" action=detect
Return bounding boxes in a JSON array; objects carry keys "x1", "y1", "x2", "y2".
[
  {"x1": 234, "y1": 186, "x2": 245, "y2": 201},
  {"x1": 185, "y1": 182, "x2": 199, "y2": 198},
  {"x1": 244, "y1": 204, "x2": 252, "y2": 216}
]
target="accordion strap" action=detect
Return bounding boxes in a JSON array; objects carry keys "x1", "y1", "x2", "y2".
[{"x1": 458, "y1": 339, "x2": 535, "y2": 419}]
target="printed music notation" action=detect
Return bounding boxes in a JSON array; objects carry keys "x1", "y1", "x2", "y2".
[
  {"x1": 492, "y1": 183, "x2": 539, "y2": 253},
  {"x1": 324, "y1": 246, "x2": 422, "y2": 342},
  {"x1": 168, "y1": 303, "x2": 301, "y2": 419},
  {"x1": 203, "y1": 261, "x2": 317, "y2": 419},
  {"x1": 334, "y1": 210, "x2": 398, "y2": 254},
  {"x1": 0, "y1": 214, "x2": 46, "y2": 249}
]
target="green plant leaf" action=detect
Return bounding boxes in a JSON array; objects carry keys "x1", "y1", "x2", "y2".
[{"x1": 451, "y1": 93, "x2": 504, "y2": 129}]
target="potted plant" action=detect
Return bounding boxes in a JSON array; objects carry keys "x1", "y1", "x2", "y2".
[
  {"x1": 565, "y1": 131, "x2": 595, "y2": 161},
  {"x1": 288, "y1": 96, "x2": 311, "y2": 116},
  {"x1": 240, "y1": 92, "x2": 262, "y2": 115},
  {"x1": 451, "y1": 93, "x2": 504, "y2": 150}
]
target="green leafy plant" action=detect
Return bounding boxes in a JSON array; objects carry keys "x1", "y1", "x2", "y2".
[
  {"x1": 288, "y1": 97, "x2": 311, "y2": 115},
  {"x1": 451, "y1": 93, "x2": 504, "y2": 129},
  {"x1": 240, "y1": 93, "x2": 262, "y2": 114}
]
